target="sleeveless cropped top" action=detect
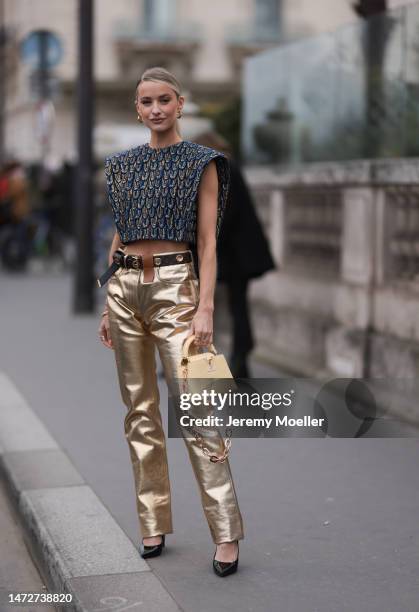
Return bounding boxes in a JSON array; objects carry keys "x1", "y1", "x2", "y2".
[{"x1": 104, "y1": 140, "x2": 230, "y2": 246}]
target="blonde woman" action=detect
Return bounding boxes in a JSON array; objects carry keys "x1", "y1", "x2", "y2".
[{"x1": 97, "y1": 67, "x2": 244, "y2": 577}]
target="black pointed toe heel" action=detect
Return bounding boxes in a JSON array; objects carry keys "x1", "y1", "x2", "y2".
[
  {"x1": 140, "y1": 534, "x2": 166, "y2": 559},
  {"x1": 213, "y1": 541, "x2": 239, "y2": 577}
]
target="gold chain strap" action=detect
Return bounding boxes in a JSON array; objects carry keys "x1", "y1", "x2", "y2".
[
  {"x1": 192, "y1": 427, "x2": 233, "y2": 463},
  {"x1": 180, "y1": 359, "x2": 232, "y2": 463}
]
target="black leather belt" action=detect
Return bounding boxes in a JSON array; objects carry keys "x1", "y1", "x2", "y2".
[{"x1": 97, "y1": 249, "x2": 192, "y2": 288}]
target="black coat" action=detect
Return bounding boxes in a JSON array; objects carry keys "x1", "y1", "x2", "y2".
[{"x1": 216, "y1": 158, "x2": 276, "y2": 282}]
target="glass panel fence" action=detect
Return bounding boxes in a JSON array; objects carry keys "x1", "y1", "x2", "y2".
[{"x1": 242, "y1": 3, "x2": 419, "y2": 165}]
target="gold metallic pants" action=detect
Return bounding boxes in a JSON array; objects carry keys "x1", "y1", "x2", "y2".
[{"x1": 106, "y1": 251, "x2": 244, "y2": 544}]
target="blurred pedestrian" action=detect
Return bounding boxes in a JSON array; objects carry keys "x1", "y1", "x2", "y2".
[
  {"x1": 0, "y1": 160, "x2": 32, "y2": 270},
  {"x1": 0, "y1": 164, "x2": 13, "y2": 226},
  {"x1": 192, "y1": 132, "x2": 276, "y2": 378},
  {"x1": 0, "y1": 160, "x2": 30, "y2": 224}
]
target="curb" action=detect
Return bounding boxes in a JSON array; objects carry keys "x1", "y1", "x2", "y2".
[{"x1": 0, "y1": 371, "x2": 181, "y2": 612}]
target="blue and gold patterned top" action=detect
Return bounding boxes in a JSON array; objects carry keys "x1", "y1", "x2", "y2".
[{"x1": 104, "y1": 140, "x2": 230, "y2": 246}]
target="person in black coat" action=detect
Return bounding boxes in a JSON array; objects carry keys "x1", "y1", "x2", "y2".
[{"x1": 192, "y1": 132, "x2": 276, "y2": 377}]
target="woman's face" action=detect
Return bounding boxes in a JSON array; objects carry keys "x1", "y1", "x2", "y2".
[{"x1": 135, "y1": 80, "x2": 183, "y2": 132}]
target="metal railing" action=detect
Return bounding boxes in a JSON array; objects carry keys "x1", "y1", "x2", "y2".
[{"x1": 113, "y1": 20, "x2": 203, "y2": 43}]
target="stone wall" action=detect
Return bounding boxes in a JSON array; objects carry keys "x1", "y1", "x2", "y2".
[{"x1": 243, "y1": 158, "x2": 419, "y2": 423}]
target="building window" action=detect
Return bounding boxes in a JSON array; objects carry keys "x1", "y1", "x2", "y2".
[
  {"x1": 143, "y1": 0, "x2": 176, "y2": 33},
  {"x1": 255, "y1": 0, "x2": 281, "y2": 34}
]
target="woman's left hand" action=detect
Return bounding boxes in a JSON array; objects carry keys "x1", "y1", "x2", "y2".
[{"x1": 188, "y1": 307, "x2": 213, "y2": 348}]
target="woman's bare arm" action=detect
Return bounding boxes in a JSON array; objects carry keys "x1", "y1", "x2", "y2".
[
  {"x1": 108, "y1": 230, "x2": 122, "y2": 266},
  {"x1": 101, "y1": 230, "x2": 121, "y2": 314},
  {"x1": 188, "y1": 160, "x2": 218, "y2": 347},
  {"x1": 196, "y1": 160, "x2": 218, "y2": 311},
  {"x1": 99, "y1": 230, "x2": 121, "y2": 349}
]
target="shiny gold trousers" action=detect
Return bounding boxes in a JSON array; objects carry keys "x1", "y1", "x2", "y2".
[{"x1": 106, "y1": 251, "x2": 244, "y2": 544}]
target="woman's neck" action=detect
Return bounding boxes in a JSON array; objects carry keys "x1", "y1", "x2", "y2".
[{"x1": 148, "y1": 129, "x2": 183, "y2": 150}]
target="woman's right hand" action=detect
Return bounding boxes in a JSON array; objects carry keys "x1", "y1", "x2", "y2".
[{"x1": 99, "y1": 314, "x2": 114, "y2": 350}]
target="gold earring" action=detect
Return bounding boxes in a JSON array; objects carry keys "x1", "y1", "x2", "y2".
[
  {"x1": 137, "y1": 114, "x2": 143, "y2": 123},
  {"x1": 177, "y1": 111, "x2": 182, "y2": 119}
]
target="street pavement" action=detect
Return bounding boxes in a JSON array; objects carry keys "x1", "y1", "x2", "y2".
[
  {"x1": 0, "y1": 474, "x2": 55, "y2": 612},
  {"x1": 1, "y1": 264, "x2": 419, "y2": 612}
]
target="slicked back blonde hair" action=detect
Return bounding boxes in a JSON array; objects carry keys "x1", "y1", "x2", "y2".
[{"x1": 135, "y1": 66, "x2": 182, "y2": 100}]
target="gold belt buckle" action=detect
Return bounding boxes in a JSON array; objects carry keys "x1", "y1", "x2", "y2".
[
  {"x1": 123, "y1": 254, "x2": 142, "y2": 270},
  {"x1": 132, "y1": 255, "x2": 142, "y2": 270}
]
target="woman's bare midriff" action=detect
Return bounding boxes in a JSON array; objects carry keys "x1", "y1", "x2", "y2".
[{"x1": 122, "y1": 238, "x2": 191, "y2": 282}]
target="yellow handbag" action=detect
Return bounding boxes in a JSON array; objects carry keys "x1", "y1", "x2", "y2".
[{"x1": 177, "y1": 334, "x2": 236, "y2": 463}]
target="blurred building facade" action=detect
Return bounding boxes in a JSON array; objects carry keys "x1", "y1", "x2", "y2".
[
  {"x1": 1, "y1": 0, "x2": 358, "y2": 163},
  {"x1": 239, "y1": 0, "x2": 419, "y2": 423}
]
